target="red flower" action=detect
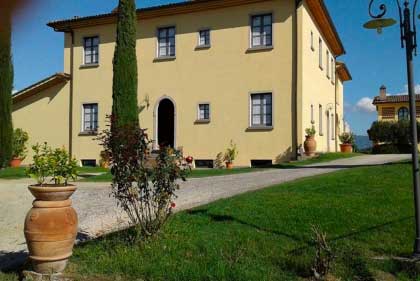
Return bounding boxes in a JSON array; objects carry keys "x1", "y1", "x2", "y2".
[{"x1": 171, "y1": 202, "x2": 176, "y2": 208}]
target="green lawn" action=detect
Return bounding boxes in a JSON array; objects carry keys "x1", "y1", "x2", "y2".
[
  {"x1": 1, "y1": 162, "x2": 415, "y2": 281},
  {"x1": 0, "y1": 166, "x2": 108, "y2": 180},
  {"x1": 273, "y1": 152, "x2": 363, "y2": 169}
]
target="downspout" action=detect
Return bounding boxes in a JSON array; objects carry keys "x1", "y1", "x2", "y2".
[
  {"x1": 294, "y1": 0, "x2": 302, "y2": 160},
  {"x1": 334, "y1": 57, "x2": 338, "y2": 152}
]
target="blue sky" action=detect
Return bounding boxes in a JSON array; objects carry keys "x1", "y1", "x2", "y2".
[{"x1": 11, "y1": 0, "x2": 420, "y2": 135}]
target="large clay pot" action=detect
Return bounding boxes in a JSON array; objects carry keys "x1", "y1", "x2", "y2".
[
  {"x1": 24, "y1": 185, "x2": 78, "y2": 274},
  {"x1": 340, "y1": 144, "x2": 353, "y2": 153},
  {"x1": 304, "y1": 136, "x2": 317, "y2": 156},
  {"x1": 226, "y1": 162, "x2": 233, "y2": 169},
  {"x1": 10, "y1": 158, "x2": 22, "y2": 168}
]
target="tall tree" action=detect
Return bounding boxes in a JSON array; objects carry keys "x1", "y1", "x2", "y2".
[
  {"x1": 111, "y1": 0, "x2": 139, "y2": 129},
  {"x1": 0, "y1": 15, "x2": 14, "y2": 167}
]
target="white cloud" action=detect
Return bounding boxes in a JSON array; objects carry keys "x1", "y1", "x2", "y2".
[
  {"x1": 12, "y1": 90, "x2": 17, "y2": 94},
  {"x1": 394, "y1": 84, "x2": 420, "y2": 96},
  {"x1": 355, "y1": 97, "x2": 376, "y2": 113},
  {"x1": 344, "y1": 121, "x2": 351, "y2": 133}
]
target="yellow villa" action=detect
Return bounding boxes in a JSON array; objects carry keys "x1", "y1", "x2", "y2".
[
  {"x1": 373, "y1": 85, "x2": 420, "y2": 122},
  {"x1": 12, "y1": 0, "x2": 351, "y2": 167}
]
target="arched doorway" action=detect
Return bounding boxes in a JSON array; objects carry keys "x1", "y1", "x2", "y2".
[{"x1": 157, "y1": 98, "x2": 175, "y2": 148}]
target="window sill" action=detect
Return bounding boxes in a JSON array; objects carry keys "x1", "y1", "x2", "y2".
[
  {"x1": 195, "y1": 119, "x2": 211, "y2": 124},
  {"x1": 153, "y1": 56, "x2": 176, "y2": 62},
  {"x1": 80, "y1": 63, "x2": 99, "y2": 69},
  {"x1": 79, "y1": 131, "x2": 98, "y2": 136},
  {"x1": 246, "y1": 126, "x2": 273, "y2": 132},
  {"x1": 195, "y1": 45, "x2": 211, "y2": 50},
  {"x1": 246, "y1": 45, "x2": 274, "y2": 53}
]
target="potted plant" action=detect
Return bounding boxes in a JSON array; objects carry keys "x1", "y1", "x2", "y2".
[
  {"x1": 339, "y1": 132, "x2": 355, "y2": 153},
  {"x1": 304, "y1": 127, "x2": 317, "y2": 156},
  {"x1": 10, "y1": 128, "x2": 29, "y2": 167},
  {"x1": 24, "y1": 143, "x2": 78, "y2": 274},
  {"x1": 223, "y1": 141, "x2": 238, "y2": 169},
  {"x1": 99, "y1": 150, "x2": 111, "y2": 168}
]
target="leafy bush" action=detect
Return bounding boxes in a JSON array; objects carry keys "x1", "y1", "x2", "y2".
[
  {"x1": 372, "y1": 144, "x2": 412, "y2": 154},
  {"x1": 305, "y1": 127, "x2": 316, "y2": 137},
  {"x1": 223, "y1": 140, "x2": 238, "y2": 164},
  {"x1": 339, "y1": 132, "x2": 355, "y2": 145},
  {"x1": 214, "y1": 152, "x2": 224, "y2": 169},
  {"x1": 26, "y1": 143, "x2": 78, "y2": 186},
  {"x1": 12, "y1": 128, "x2": 29, "y2": 159},
  {"x1": 99, "y1": 121, "x2": 189, "y2": 238}
]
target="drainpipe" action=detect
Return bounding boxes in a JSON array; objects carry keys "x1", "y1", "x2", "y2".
[
  {"x1": 334, "y1": 57, "x2": 338, "y2": 152},
  {"x1": 293, "y1": 0, "x2": 303, "y2": 160},
  {"x1": 68, "y1": 29, "x2": 74, "y2": 157}
]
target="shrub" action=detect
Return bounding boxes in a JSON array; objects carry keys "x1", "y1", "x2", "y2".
[
  {"x1": 26, "y1": 143, "x2": 78, "y2": 186},
  {"x1": 214, "y1": 152, "x2": 224, "y2": 169},
  {"x1": 311, "y1": 225, "x2": 335, "y2": 280},
  {"x1": 305, "y1": 127, "x2": 316, "y2": 137},
  {"x1": 12, "y1": 128, "x2": 29, "y2": 159},
  {"x1": 99, "y1": 121, "x2": 189, "y2": 239},
  {"x1": 339, "y1": 132, "x2": 355, "y2": 145},
  {"x1": 223, "y1": 140, "x2": 238, "y2": 164}
]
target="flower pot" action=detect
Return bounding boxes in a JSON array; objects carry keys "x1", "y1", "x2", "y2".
[
  {"x1": 24, "y1": 185, "x2": 78, "y2": 274},
  {"x1": 10, "y1": 158, "x2": 22, "y2": 168},
  {"x1": 340, "y1": 143, "x2": 353, "y2": 153},
  {"x1": 226, "y1": 162, "x2": 233, "y2": 169},
  {"x1": 304, "y1": 136, "x2": 317, "y2": 156}
]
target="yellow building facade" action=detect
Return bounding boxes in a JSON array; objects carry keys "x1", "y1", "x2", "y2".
[{"x1": 12, "y1": 0, "x2": 351, "y2": 167}]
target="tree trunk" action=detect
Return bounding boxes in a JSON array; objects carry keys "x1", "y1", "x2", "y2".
[{"x1": 0, "y1": 16, "x2": 14, "y2": 168}]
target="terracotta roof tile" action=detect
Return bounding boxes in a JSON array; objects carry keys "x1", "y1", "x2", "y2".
[{"x1": 372, "y1": 94, "x2": 420, "y2": 105}]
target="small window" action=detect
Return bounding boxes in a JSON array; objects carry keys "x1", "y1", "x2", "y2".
[
  {"x1": 398, "y1": 107, "x2": 409, "y2": 121},
  {"x1": 251, "y1": 93, "x2": 272, "y2": 127},
  {"x1": 198, "y1": 29, "x2": 210, "y2": 47},
  {"x1": 326, "y1": 50, "x2": 330, "y2": 78},
  {"x1": 84, "y1": 36, "x2": 99, "y2": 65},
  {"x1": 251, "y1": 14, "x2": 272, "y2": 48},
  {"x1": 310, "y1": 31, "x2": 314, "y2": 51},
  {"x1": 319, "y1": 105, "x2": 323, "y2": 135},
  {"x1": 82, "y1": 103, "x2": 98, "y2": 132},
  {"x1": 319, "y1": 38, "x2": 323, "y2": 69},
  {"x1": 251, "y1": 160, "x2": 273, "y2": 168},
  {"x1": 382, "y1": 107, "x2": 395, "y2": 119},
  {"x1": 195, "y1": 160, "x2": 214, "y2": 168},
  {"x1": 158, "y1": 26, "x2": 176, "y2": 57},
  {"x1": 198, "y1": 103, "x2": 210, "y2": 121},
  {"x1": 81, "y1": 159, "x2": 97, "y2": 167}
]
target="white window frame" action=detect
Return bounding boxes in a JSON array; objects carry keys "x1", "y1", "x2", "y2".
[
  {"x1": 81, "y1": 103, "x2": 99, "y2": 133},
  {"x1": 83, "y1": 36, "x2": 100, "y2": 65},
  {"x1": 326, "y1": 50, "x2": 330, "y2": 79},
  {"x1": 156, "y1": 26, "x2": 176, "y2": 58},
  {"x1": 197, "y1": 103, "x2": 211, "y2": 121},
  {"x1": 249, "y1": 92, "x2": 273, "y2": 128}
]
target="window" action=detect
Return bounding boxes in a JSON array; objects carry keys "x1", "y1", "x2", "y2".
[
  {"x1": 331, "y1": 57, "x2": 335, "y2": 83},
  {"x1": 319, "y1": 38, "x2": 323, "y2": 69},
  {"x1": 319, "y1": 105, "x2": 323, "y2": 135},
  {"x1": 326, "y1": 50, "x2": 330, "y2": 78},
  {"x1": 311, "y1": 31, "x2": 314, "y2": 51},
  {"x1": 158, "y1": 26, "x2": 176, "y2": 57},
  {"x1": 198, "y1": 103, "x2": 210, "y2": 121},
  {"x1": 198, "y1": 29, "x2": 210, "y2": 47},
  {"x1": 251, "y1": 93, "x2": 272, "y2": 127},
  {"x1": 251, "y1": 14, "x2": 272, "y2": 48},
  {"x1": 84, "y1": 36, "x2": 99, "y2": 65},
  {"x1": 82, "y1": 103, "x2": 98, "y2": 132},
  {"x1": 398, "y1": 107, "x2": 409, "y2": 121}
]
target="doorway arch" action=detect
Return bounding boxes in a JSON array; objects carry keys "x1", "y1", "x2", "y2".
[{"x1": 154, "y1": 97, "x2": 176, "y2": 149}]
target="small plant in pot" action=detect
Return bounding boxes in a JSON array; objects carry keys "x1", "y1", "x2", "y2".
[
  {"x1": 24, "y1": 143, "x2": 78, "y2": 275},
  {"x1": 223, "y1": 141, "x2": 238, "y2": 169},
  {"x1": 339, "y1": 132, "x2": 355, "y2": 153},
  {"x1": 99, "y1": 150, "x2": 111, "y2": 169},
  {"x1": 304, "y1": 127, "x2": 317, "y2": 156},
  {"x1": 10, "y1": 128, "x2": 29, "y2": 168}
]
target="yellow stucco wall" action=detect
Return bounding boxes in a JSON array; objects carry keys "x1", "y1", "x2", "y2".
[
  {"x1": 13, "y1": 0, "x2": 348, "y2": 167},
  {"x1": 12, "y1": 83, "x2": 70, "y2": 164},
  {"x1": 376, "y1": 103, "x2": 420, "y2": 122},
  {"x1": 297, "y1": 1, "x2": 344, "y2": 153}
]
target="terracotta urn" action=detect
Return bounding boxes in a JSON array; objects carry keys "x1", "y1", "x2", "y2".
[
  {"x1": 24, "y1": 185, "x2": 78, "y2": 274},
  {"x1": 304, "y1": 135, "x2": 317, "y2": 156},
  {"x1": 340, "y1": 143, "x2": 353, "y2": 153},
  {"x1": 10, "y1": 158, "x2": 23, "y2": 168},
  {"x1": 226, "y1": 162, "x2": 233, "y2": 169}
]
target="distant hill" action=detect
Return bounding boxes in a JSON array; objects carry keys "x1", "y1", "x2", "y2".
[{"x1": 354, "y1": 135, "x2": 372, "y2": 150}]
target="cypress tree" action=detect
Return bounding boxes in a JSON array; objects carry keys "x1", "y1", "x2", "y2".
[
  {"x1": 111, "y1": 0, "x2": 139, "y2": 129},
  {"x1": 0, "y1": 16, "x2": 14, "y2": 168}
]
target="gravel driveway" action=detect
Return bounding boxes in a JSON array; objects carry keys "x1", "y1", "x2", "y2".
[{"x1": 0, "y1": 154, "x2": 410, "y2": 270}]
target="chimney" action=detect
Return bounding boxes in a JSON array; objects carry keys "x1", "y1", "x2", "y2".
[{"x1": 380, "y1": 85, "x2": 387, "y2": 99}]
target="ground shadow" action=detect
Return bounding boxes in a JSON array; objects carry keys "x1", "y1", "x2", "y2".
[{"x1": 0, "y1": 250, "x2": 28, "y2": 273}]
